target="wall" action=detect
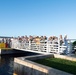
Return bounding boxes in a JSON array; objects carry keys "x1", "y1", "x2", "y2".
[
  {"x1": 14, "y1": 57, "x2": 72, "y2": 75},
  {"x1": 54, "y1": 54, "x2": 76, "y2": 62},
  {"x1": 0, "y1": 49, "x2": 14, "y2": 55},
  {"x1": 0, "y1": 49, "x2": 26, "y2": 55}
]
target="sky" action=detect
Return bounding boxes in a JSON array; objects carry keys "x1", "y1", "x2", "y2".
[{"x1": 0, "y1": 0, "x2": 76, "y2": 39}]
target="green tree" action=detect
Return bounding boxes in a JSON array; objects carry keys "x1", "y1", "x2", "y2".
[{"x1": 72, "y1": 41, "x2": 76, "y2": 50}]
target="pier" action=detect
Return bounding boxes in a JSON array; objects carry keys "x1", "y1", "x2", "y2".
[
  {"x1": 0, "y1": 35, "x2": 75, "y2": 55},
  {"x1": 0, "y1": 36, "x2": 76, "y2": 75}
]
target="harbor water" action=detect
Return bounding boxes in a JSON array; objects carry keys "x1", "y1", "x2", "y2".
[{"x1": 0, "y1": 51, "x2": 40, "y2": 75}]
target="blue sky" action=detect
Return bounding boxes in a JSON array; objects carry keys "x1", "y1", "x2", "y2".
[{"x1": 0, "y1": 0, "x2": 76, "y2": 39}]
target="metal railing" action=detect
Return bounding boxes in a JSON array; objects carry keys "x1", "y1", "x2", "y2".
[{"x1": 11, "y1": 39, "x2": 69, "y2": 54}]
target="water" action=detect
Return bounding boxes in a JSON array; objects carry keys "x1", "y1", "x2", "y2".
[
  {"x1": 0, "y1": 56, "x2": 14, "y2": 75},
  {"x1": 0, "y1": 52, "x2": 40, "y2": 75}
]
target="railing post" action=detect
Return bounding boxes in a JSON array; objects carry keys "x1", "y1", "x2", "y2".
[
  {"x1": 47, "y1": 40, "x2": 49, "y2": 53},
  {"x1": 29, "y1": 41, "x2": 31, "y2": 50},
  {"x1": 58, "y1": 38, "x2": 60, "y2": 54},
  {"x1": 67, "y1": 40, "x2": 72, "y2": 54}
]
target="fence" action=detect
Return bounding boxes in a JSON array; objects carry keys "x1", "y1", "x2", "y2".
[{"x1": 10, "y1": 38, "x2": 72, "y2": 54}]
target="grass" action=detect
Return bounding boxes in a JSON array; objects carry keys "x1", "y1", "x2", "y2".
[{"x1": 34, "y1": 58, "x2": 76, "y2": 75}]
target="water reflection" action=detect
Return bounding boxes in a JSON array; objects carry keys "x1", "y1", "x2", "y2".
[{"x1": 0, "y1": 56, "x2": 14, "y2": 75}]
